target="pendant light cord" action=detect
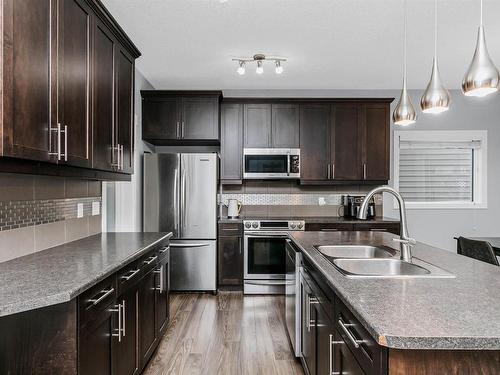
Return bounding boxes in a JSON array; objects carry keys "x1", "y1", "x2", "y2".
[
  {"x1": 403, "y1": 0, "x2": 407, "y2": 85},
  {"x1": 434, "y1": 0, "x2": 438, "y2": 60},
  {"x1": 480, "y1": 0, "x2": 483, "y2": 26}
]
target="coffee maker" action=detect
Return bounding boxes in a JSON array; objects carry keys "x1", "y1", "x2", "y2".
[{"x1": 341, "y1": 195, "x2": 376, "y2": 219}]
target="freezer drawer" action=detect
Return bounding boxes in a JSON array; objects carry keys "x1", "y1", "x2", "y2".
[{"x1": 169, "y1": 240, "x2": 216, "y2": 292}]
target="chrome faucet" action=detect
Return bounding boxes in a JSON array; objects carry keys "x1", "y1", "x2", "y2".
[{"x1": 357, "y1": 186, "x2": 416, "y2": 262}]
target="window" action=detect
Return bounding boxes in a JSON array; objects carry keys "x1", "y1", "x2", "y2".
[{"x1": 394, "y1": 130, "x2": 487, "y2": 209}]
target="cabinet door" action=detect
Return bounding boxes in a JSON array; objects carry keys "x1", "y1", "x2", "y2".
[
  {"x1": 155, "y1": 260, "x2": 170, "y2": 337},
  {"x1": 301, "y1": 277, "x2": 316, "y2": 375},
  {"x1": 272, "y1": 104, "x2": 300, "y2": 148},
  {"x1": 92, "y1": 20, "x2": 116, "y2": 171},
  {"x1": 142, "y1": 98, "x2": 180, "y2": 140},
  {"x1": 181, "y1": 97, "x2": 219, "y2": 140},
  {"x1": 115, "y1": 289, "x2": 140, "y2": 375},
  {"x1": 332, "y1": 103, "x2": 362, "y2": 180},
  {"x1": 57, "y1": 0, "x2": 91, "y2": 168},
  {"x1": 220, "y1": 104, "x2": 243, "y2": 181},
  {"x1": 79, "y1": 306, "x2": 115, "y2": 375},
  {"x1": 334, "y1": 330, "x2": 366, "y2": 375},
  {"x1": 299, "y1": 104, "x2": 331, "y2": 181},
  {"x1": 139, "y1": 269, "x2": 157, "y2": 368},
  {"x1": 218, "y1": 236, "x2": 243, "y2": 286},
  {"x1": 116, "y1": 48, "x2": 135, "y2": 173},
  {"x1": 361, "y1": 104, "x2": 390, "y2": 181},
  {"x1": 315, "y1": 302, "x2": 334, "y2": 375},
  {"x1": 243, "y1": 104, "x2": 272, "y2": 147},
  {"x1": 2, "y1": 0, "x2": 53, "y2": 161}
]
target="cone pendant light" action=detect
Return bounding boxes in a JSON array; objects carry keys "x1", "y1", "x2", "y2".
[
  {"x1": 462, "y1": 0, "x2": 499, "y2": 97},
  {"x1": 421, "y1": 0, "x2": 450, "y2": 113},
  {"x1": 393, "y1": 0, "x2": 417, "y2": 126}
]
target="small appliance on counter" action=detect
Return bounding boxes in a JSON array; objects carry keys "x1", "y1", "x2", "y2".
[
  {"x1": 341, "y1": 195, "x2": 376, "y2": 219},
  {"x1": 225, "y1": 199, "x2": 242, "y2": 218}
]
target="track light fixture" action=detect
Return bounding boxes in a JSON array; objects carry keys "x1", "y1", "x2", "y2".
[{"x1": 233, "y1": 54, "x2": 286, "y2": 75}]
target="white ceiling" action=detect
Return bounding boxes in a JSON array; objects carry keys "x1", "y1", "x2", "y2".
[{"x1": 102, "y1": 0, "x2": 500, "y2": 90}]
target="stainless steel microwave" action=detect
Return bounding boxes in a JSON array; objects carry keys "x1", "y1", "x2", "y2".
[{"x1": 243, "y1": 148, "x2": 300, "y2": 179}]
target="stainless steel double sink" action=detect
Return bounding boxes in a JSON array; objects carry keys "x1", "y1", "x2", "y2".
[{"x1": 315, "y1": 245, "x2": 454, "y2": 278}]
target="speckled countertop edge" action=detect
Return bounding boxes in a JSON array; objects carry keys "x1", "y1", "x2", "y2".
[
  {"x1": 289, "y1": 232, "x2": 500, "y2": 350},
  {"x1": 218, "y1": 216, "x2": 400, "y2": 224},
  {"x1": 0, "y1": 232, "x2": 172, "y2": 317}
]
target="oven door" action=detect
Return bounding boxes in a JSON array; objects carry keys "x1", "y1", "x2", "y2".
[
  {"x1": 244, "y1": 232, "x2": 287, "y2": 280},
  {"x1": 243, "y1": 149, "x2": 290, "y2": 179}
]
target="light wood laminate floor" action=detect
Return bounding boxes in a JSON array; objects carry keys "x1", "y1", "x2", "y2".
[{"x1": 144, "y1": 292, "x2": 304, "y2": 375}]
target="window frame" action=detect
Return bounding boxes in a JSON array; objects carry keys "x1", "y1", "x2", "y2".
[{"x1": 393, "y1": 130, "x2": 487, "y2": 209}]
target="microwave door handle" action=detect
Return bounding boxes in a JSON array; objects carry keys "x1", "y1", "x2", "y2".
[{"x1": 287, "y1": 153, "x2": 291, "y2": 176}]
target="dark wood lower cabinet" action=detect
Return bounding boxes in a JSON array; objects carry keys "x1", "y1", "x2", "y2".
[
  {"x1": 334, "y1": 330, "x2": 366, "y2": 375},
  {"x1": 218, "y1": 223, "x2": 243, "y2": 288},
  {"x1": 139, "y1": 268, "x2": 158, "y2": 368},
  {"x1": 155, "y1": 258, "x2": 170, "y2": 337},
  {"x1": 115, "y1": 288, "x2": 140, "y2": 375}
]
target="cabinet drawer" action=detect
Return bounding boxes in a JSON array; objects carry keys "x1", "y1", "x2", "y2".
[
  {"x1": 335, "y1": 298, "x2": 387, "y2": 374},
  {"x1": 218, "y1": 222, "x2": 243, "y2": 236},
  {"x1": 139, "y1": 249, "x2": 161, "y2": 275},
  {"x1": 305, "y1": 223, "x2": 354, "y2": 232},
  {"x1": 79, "y1": 274, "x2": 117, "y2": 325},
  {"x1": 117, "y1": 258, "x2": 143, "y2": 294},
  {"x1": 354, "y1": 223, "x2": 400, "y2": 235}
]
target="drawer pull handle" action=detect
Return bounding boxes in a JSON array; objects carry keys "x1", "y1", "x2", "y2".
[
  {"x1": 154, "y1": 265, "x2": 164, "y2": 293},
  {"x1": 144, "y1": 255, "x2": 158, "y2": 265},
  {"x1": 329, "y1": 334, "x2": 343, "y2": 375},
  {"x1": 159, "y1": 246, "x2": 169, "y2": 254},
  {"x1": 338, "y1": 318, "x2": 363, "y2": 349},
  {"x1": 88, "y1": 288, "x2": 114, "y2": 306},
  {"x1": 121, "y1": 269, "x2": 141, "y2": 281},
  {"x1": 110, "y1": 302, "x2": 123, "y2": 342}
]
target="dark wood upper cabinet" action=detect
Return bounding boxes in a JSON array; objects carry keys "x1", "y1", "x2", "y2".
[
  {"x1": 116, "y1": 49, "x2": 135, "y2": 174},
  {"x1": 58, "y1": 0, "x2": 91, "y2": 168},
  {"x1": 92, "y1": 21, "x2": 116, "y2": 172},
  {"x1": 299, "y1": 104, "x2": 331, "y2": 181},
  {"x1": 181, "y1": 97, "x2": 219, "y2": 140},
  {"x1": 331, "y1": 103, "x2": 362, "y2": 180},
  {"x1": 271, "y1": 104, "x2": 300, "y2": 148},
  {"x1": 1, "y1": 0, "x2": 53, "y2": 162},
  {"x1": 0, "y1": 0, "x2": 140, "y2": 180},
  {"x1": 243, "y1": 104, "x2": 272, "y2": 147},
  {"x1": 142, "y1": 98, "x2": 180, "y2": 140},
  {"x1": 362, "y1": 104, "x2": 390, "y2": 181},
  {"x1": 141, "y1": 91, "x2": 222, "y2": 144},
  {"x1": 220, "y1": 103, "x2": 243, "y2": 182}
]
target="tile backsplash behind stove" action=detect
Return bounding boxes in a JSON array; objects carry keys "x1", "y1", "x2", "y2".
[
  {"x1": 0, "y1": 173, "x2": 102, "y2": 263},
  {"x1": 219, "y1": 181, "x2": 383, "y2": 218}
]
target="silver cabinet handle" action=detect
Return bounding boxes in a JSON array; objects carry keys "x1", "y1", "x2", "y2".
[
  {"x1": 121, "y1": 269, "x2": 141, "y2": 281},
  {"x1": 176, "y1": 121, "x2": 180, "y2": 138},
  {"x1": 329, "y1": 334, "x2": 342, "y2": 375},
  {"x1": 49, "y1": 123, "x2": 62, "y2": 160},
  {"x1": 327, "y1": 163, "x2": 331, "y2": 179},
  {"x1": 61, "y1": 125, "x2": 68, "y2": 161},
  {"x1": 363, "y1": 163, "x2": 367, "y2": 180},
  {"x1": 88, "y1": 287, "x2": 115, "y2": 306},
  {"x1": 154, "y1": 265, "x2": 164, "y2": 293},
  {"x1": 117, "y1": 143, "x2": 121, "y2": 170},
  {"x1": 305, "y1": 294, "x2": 311, "y2": 332},
  {"x1": 120, "y1": 144, "x2": 124, "y2": 170},
  {"x1": 159, "y1": 246, "x2": 169, "y2": 253},
  {"x1": 144, "y1": 255, "x2": 158, "y2": 265},
  {"x1": 122, "y1": 299, "x2": 126, "y2": 337},
  {"x1": 338, "y1": 318, "x2": 363, "y2": 348},
  {"x1": 332, "y1": 163, "x2": 335, "y2": 180},
  {"x1": 181, "y1": 121, "x2": 185, "y2": 138},
  {"x1": 110, "y1": 303, "x2": 122, "y2": 342}
]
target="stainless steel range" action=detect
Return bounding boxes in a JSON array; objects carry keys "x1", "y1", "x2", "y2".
[{"x1": 243, "y1": 219, "x2": 305, "y2": 294}]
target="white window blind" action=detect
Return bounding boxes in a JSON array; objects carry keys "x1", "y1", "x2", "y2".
[{"x1": 398, "y1": 140, "x2": 481, "y2": 203}]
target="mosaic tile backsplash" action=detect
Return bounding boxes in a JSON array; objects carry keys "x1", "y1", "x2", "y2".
[{"x1": 0, "y1": 197, "x2": 101, "y2": 231}]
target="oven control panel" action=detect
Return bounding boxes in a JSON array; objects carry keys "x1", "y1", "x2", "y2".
[{"x1": 243, "y1": 220, "x2": 305, "y2": 231}]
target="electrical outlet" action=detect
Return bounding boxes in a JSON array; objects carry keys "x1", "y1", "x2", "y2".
[
  {"x1": 77, "y1": 203, "x2": 84, "y2": 218},
  {"x1": 318, "y1": 197, "x2": 326, "y2": 206},
  {"x1": 92, "y1": 201, "x2": 100, "y2": 216}
]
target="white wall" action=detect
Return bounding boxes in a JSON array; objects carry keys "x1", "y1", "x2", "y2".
[{"x1": 104, "y1": 69, "x2": 154, "y2": 232}]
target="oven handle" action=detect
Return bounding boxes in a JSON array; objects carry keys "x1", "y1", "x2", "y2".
[{"x1": 245, "y1": 280, "x2": 292, "y2": 286}]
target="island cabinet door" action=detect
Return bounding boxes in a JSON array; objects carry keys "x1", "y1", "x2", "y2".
[
  {"x1": 138, "y1": 268, "x2": 158, "y2": 369},
  {"x1": 315, "y1": 302, "x2": 335, "y2": 375},
  {"x1": 79, "y1": 302, "x2": 116, "y2": 375},
  {"x1": 155, "y1": 257, "x2": 170, "y2": 337},
  {"x1": 114, "y1": 288, "x2": 140, "y2": 375},
  {"x1": 300, "y1": 276, "x2": 316, "y2": 375}
]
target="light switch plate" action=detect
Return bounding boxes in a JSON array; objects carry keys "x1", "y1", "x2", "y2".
[
  {"x1": 77, "y1": 203, "x2": 84, "y2": 218},
  {"x1": 92, "y1": 201, "x2": 100, "y2": 216}
]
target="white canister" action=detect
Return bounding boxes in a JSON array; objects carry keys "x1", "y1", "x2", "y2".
[{"x1": 227, "y1": 199, "x2": 242, "y2": 218}]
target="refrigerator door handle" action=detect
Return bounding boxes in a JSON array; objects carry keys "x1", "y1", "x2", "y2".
[
  {"x1": 170, "y1": 243, "x2": 210, "y2": 248},
  {"x1": 181, "y1": 168, "x2": 187, "y2": 235},
  {"x1": 173, "y1": 167, "x2": 179, "y2": 236}
]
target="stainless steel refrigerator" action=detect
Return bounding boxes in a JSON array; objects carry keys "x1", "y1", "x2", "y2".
[{"x1": 143, "y1": 153, "x2": 217, "y2": 292}]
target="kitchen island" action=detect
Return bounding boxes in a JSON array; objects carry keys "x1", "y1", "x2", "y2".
[
  {"x1": 0, "y1": 232, "x2": 172, "y2": 374},
  {"x1": 289, "y1": 231, "x2": 500, "y2": 374}
]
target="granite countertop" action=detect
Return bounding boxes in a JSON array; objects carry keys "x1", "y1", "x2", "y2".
[
  {"x1": 218, "y1": 216, "x2": 400, "y2": 224},
  {"x1": 289, "y1": 231, "x2": 500, "y2": 350},
  {"x1": 0, "y1": 232, "x2": 172, "y2": 318}
]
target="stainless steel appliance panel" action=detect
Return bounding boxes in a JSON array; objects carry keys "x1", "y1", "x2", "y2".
[
  {"x1": 169, "y1": 240, "x2": 217, "y2": 291},
  {"x1": 143, "y1": 153, "x2": 180, "y2": 237},
  {"x1": 180, "y1": 153, "x2": 217, "y2": 239}
]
